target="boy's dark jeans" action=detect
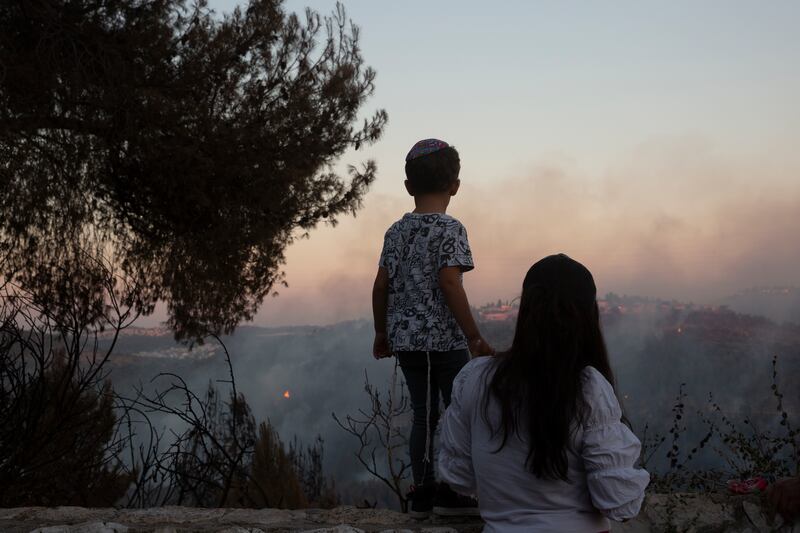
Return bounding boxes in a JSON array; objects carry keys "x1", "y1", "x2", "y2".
[{"x1": 397, "y1": 349, "x2": 469, "y2": 487}]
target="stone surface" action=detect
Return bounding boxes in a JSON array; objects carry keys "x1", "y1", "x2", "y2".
[
  {"x1": 742, "y1": 500, "x2": 770, "y2": 532},
  {"x1": 644, "y1": 492, "x2": 738, "y2": 532},
  {"x1": 0, "y1": 506, "x2": 483, "y2": 533},
  {"x1": 307, "y1": 525, "x2": 365, "y2": 533},
  {"x1": 1, "y1": 495, "x2": 798, "y2": 533}
]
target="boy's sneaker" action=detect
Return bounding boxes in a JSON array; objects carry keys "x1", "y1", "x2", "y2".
[
  {"x1": 433, "y1": 482, "x2": 480, "y2": 517},
  {"x1": 407, "y1": 483, "x2": 436, "y2": 519}
]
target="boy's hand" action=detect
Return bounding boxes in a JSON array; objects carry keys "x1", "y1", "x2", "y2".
[
  {"x1": 468, "y1": 336, "x2": 495, "y2": 357},
  {"x1": 373, "y1": 332, "x2": 392, "y2": 359},
  {"x1": 372, "y1": 268, "x2": 391, "y2": 359}
]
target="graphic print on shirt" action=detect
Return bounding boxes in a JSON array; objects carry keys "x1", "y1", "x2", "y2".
[{"x1": 379, "y1": 213, "x2": 474, "y2": 352}]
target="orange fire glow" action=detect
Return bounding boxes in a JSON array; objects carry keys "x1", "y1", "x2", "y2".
[{"x1": 283, "y1": 390, "x2": 291, "y2": 399}]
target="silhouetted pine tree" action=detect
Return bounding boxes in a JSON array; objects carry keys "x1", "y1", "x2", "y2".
[
  {"x1": 289, "y1": 435, "x2": 339, "y2": 508},
  {"x1": 247, "y1": 421, "x2": 307, "y2": 509},
  {"x1": 0, "y1": 0, "x2": 386, "y2": 341},
  {"x1": 0, "y1": 350, "x2": 130, "y2": 506}
]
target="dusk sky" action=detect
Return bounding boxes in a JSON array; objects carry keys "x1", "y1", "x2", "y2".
[{"x1": 185, "y1": 0, "x2": 800, "y2": 327}]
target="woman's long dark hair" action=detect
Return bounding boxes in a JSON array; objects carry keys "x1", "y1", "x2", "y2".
[{"x1": 484, "y1": 254, "x2": 616, "y2": 481}]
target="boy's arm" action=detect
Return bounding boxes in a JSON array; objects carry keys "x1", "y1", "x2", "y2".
[
  {"x1": 372, "y1": 267, "x2": 392, "y2": 359},
  {"x1": 439, "y1": 266, "x2": 494, "y2": 356}
]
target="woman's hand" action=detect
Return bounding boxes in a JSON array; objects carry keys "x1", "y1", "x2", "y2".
[
  {"x1": 373, "y1": 332, "x2": 392, "y2": 359},
  {"x1": 767, "y1": 476, "x2": 800, "y2": 522}
]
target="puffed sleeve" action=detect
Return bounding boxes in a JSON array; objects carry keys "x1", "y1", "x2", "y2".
[
  {"x1": 437, "y1": 359, "x2": 479, "y2": 494},
  {"x1": 580, "y1": 367, "x2": 650, "y2": 522},
  {"x1": 437, "y1": 218, "x2": 474, "y2": 272}
]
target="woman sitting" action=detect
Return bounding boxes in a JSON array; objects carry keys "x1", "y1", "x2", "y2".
[{"x1": 437, "y1": 254, "x2": 649, "y2": 532}]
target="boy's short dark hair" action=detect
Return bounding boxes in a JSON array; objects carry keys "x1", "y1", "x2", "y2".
[{"x1": 404, "y1": 146, "x2": 460, "y2": 194}]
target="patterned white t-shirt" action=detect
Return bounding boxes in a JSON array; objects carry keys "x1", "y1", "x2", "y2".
[{"x1": 378, "y1": 213, "x2": 474, "y2": 352}]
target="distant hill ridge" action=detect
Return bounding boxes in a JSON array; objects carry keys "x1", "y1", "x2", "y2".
[{"x1": 723, "y1": 286, "x2": 800, "y2": 325}]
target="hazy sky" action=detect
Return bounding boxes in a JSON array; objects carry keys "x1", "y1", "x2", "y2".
[{"x1": 192, "y1": 0, "x2": 800, "y2": 327}]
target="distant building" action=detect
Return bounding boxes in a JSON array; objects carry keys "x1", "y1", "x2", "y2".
[{"x1": 477, "y1": 301, "x2": 519, "y2": 322}]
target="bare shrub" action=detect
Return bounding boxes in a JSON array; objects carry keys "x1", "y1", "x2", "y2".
[{"x1": 333, "y1": 360, "x2": 411, "y2": 512}]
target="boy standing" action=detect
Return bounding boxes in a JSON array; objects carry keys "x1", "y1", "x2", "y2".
[{"x1": 372, "y1": 139, "x2": 493, "y2": 518}]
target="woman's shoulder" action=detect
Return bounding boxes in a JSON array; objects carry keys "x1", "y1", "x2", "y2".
[
  {"x1": 457, "y1": 355, "x2": 494, "y2": 381},
  {"x1": 452, "y1": 356, "x2": 494, "y2": 395},
  {"x1": 580, "y1": 366, "x2": 622, "y2": 427},
  {"x1": 580, "y1": 366, "x2": 611, "y2": 388}
]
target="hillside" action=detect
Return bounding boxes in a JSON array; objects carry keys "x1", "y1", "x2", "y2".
[{"x1": 102, "y1": 296, "x2": 800, "y2": 506}]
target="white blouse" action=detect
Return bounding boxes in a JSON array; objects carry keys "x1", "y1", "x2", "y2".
[{"x1": 437, "y1": 357, "x2": 649, "y2": 533}]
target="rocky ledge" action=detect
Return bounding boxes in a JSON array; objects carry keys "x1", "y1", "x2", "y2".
[{"x1": 0, "y1": 493, "x2": 797, "y2": 533}]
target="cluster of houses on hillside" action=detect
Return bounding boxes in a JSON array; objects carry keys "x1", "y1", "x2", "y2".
[
  {"x1": 475, "y1": 295, "x2": 701, "y2": 323},
  {"x1": 475, "y1": 294, "x2": 800, "y2": 349}
]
